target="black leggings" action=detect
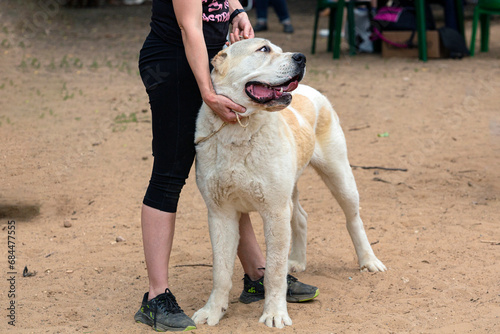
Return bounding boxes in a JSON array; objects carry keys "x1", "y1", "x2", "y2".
[{"x1": 139, "y1": 31, "x2": 221, "y2": 213}]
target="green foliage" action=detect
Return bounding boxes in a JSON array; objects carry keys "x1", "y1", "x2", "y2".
[{"x1": 114, "y1": 112, "x2": 138, "y2": 124}]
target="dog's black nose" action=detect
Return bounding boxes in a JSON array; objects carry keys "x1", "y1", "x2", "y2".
[{"x1": 292, "y1": 53, "x2": 306, "y2": 67}]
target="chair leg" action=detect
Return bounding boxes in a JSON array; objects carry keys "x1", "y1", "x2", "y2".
[
  {"x1": 333, "y1": 0, "x2": 345, "y2": 59},
  {"x1": 311, "y1": 9, "x2": 320, "y2": 54},
  {"x1": 470, "y1": 8, "x2": 479, "y2": 56},
  {"x1": 415, "y1": 0, "x2": 428, "y2": 61},
  {"x1": 480, "y1": 13, "x2": 490, "y2": 53}
]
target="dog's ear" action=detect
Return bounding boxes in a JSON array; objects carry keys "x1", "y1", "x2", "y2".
[{"x1": 211, "y1": 49, "x2": 229, "y2": 76}]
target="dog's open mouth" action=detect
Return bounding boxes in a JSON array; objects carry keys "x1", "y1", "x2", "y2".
[{"x1": 245, "y1": 75, "x2": 300, "y2": 104}]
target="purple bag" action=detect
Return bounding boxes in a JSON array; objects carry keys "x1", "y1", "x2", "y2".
[
  {"x1": 374, "y1": 7, "x2": 403, "y2": 23},
  {"x1": 371, "y1": 4, "x2": 435, "y2": 48},
  {"x1": 371, "y1": 6, "x2": 418, "y2": 48}
]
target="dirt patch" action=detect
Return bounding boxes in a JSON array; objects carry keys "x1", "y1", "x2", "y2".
[{"x1": 1, "y1": 1, "x2": 499, "y2": 333}]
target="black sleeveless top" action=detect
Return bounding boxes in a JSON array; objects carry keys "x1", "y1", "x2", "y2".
[{"x1": 150, "y1": 0, "x2": 230, "y2": 50}]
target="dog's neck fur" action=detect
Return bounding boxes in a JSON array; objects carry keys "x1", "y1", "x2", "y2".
[{"x1": 198, "y1": 102, "x2": 281, "y2": 146}]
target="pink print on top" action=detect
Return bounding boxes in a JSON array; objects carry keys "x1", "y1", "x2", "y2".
[{"x1": 202, "y1": 0, "x2": 229, "y2": 22}]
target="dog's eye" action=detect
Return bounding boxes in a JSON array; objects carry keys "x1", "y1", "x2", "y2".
[{"x1": 257, "y1": 45, "x2": 270, "y2": 52}]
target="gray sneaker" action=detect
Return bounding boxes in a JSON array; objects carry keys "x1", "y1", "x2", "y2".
[
  {"x1": 134, "y1": 289, "x2": 196, "y2": 332},
  {"x1": 239, "y1": 274, "x2": 319, "y2": 304},
  {"x1": 283, "y1": 23, "x2": 294, "y2": 33}
]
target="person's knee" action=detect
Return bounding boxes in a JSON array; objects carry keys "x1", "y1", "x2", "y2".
[{"x1": 143, "y1": 172, "x2": 186, "y2": 213}]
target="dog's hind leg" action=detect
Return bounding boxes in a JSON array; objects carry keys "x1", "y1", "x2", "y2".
[
  {"x1": 192, "y1": 209, "x2": 240, "y2": 326},
  {"x1": 311, "y1": 131, "x2": 386, "y2": 272},
  {"x1": 288, "y1": 186, "x2": 308, "y2": 273}
]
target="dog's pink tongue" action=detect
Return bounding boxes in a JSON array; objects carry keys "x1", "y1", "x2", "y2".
[
  {"x1": 285, "y1": 80, "x2": 299, "y2": 92},
  {"x1": 253, "y1": 85, "x2": 274, "y2": 99}
]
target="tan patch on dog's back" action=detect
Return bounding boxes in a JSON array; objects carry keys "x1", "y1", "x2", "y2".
[
  {"x1": 315, "y1": 104, "x2": 336, "y2": 146},
  {"x1": 291, "y1": 91, "x2": 338, "y2": 149},
  {"x1": 290, "y1": 94, "x2": 316, "y2": 127}
]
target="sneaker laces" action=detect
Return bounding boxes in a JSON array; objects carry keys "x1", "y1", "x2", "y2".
[
  {"x1": 153, "y1": 289, "x2": 183, "y2": 329},
  {"x1": 157, "y1": 289, "x2": 184, "y2": 315},
  {"x1": 287, "y1": 274, "x2": 298, "y2": 284}
]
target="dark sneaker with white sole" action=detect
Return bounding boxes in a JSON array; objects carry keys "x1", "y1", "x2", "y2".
[
  {"x1": 283, "y1": 23, "x2": 294, "y2": 33},
  {"x1": 254, "y1": 22, "x2": 268, "y2": 32},
  {"x1": 134, "y1": 289, "x2": 196, "y2": 332},
  {"x1": 239, "y1": 274, "x2": 319, "y2": 304}
]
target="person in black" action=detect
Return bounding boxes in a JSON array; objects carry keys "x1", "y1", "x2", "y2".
[
  {"x1": 134, "y1": 1, "x2": 318, "y2": 331},
  {"x1": 254, "y1": 0, "x2": 294, "y2": 33}
]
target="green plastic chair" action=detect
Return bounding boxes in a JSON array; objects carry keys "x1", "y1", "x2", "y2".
[
  {"x1": 311, "y1": 0, "x2": 346, "y2": 59},
  {"x1": 311, "y1": 0, "x2": 372, "y2": 59},
  {"x1": 415, "y1": 0, "x2": 465, "y2": 61},
  {"x1": 470, "y1": 0, "x2": 500, "y2": 56}
]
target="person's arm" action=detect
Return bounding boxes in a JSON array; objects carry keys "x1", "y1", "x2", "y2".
[
  {"x1": 228, "y1": 0, "x2": 254, "y2": 43},
  {"x1": 173, "y1": 0, "x2": 243, "y2": 123}
]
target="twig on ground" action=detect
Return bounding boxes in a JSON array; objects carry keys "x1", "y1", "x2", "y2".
[
  {"x1": 480, "y1": 240, "x2": 500, "y2": 245},
  {"x1": 351, "y1": 165, "x2": 408, "y2": 172},
  {"x1": 348, "y1": 124, "x2": 371, "y2": 131},
  {"x1": 373, "y1": 177, "x2": 391, "y2": 184},
  {"x1": 370, "y1": 240, "x2": 380, "y2": 246},
  {"x1": 397, "y1": 182, "x2": 415, "y2": 190},
  {"x1": 174, "y1": 264, "x2": 213, "y2": 268}
]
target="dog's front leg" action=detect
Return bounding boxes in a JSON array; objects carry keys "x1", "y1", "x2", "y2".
[
  {"x1": 192, "y1": 209, "x2": 240, "y2": 326},
  {"x1": 259, "y1": 206, "x2": 293, "y2": 328}
]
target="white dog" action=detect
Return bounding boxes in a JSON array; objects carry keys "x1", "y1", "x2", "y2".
[{"x1": 193, "y1": 38, "x2": 386, "y2": 328}]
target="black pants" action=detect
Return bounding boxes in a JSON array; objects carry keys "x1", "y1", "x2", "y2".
[
  {"x1": 139, "y1": 31, "x2": 221, "y2": 213},
  {"x1": 255, "y1": 0, "x2": 291, "y2": 22}
]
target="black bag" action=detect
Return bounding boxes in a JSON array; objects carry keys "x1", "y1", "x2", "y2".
[
  {"x1": 438, "y1": 26, "x2": 469, "y2": 59},
  {"x1": 371, "y1": 2, "x2": 436, "y2": 48},
  {"x1": 372, "y1": 3, "x2": 435, "y2": 31}
]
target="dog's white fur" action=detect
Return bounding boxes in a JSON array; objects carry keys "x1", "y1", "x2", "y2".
[{"x1": 192, "y1": 38, "x2": 386, "y2": 328}]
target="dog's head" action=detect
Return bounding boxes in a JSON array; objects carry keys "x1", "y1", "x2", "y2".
[{"x1": 211, "y1": 38, "x2": 306, "y2": 116}]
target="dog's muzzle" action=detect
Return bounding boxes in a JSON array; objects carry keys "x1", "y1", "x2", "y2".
[
  {"x1": 292, "y1": 52, "x2": 306, "y2": 69},
  {"x1": 244, "y1": 53, "x2": 306, "y2": 105}
]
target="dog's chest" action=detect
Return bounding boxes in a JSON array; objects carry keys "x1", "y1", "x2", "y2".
[{"x1": 196, "y1": 138, "x2": 294, "y2": 209}]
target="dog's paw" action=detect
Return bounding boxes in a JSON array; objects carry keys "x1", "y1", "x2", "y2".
[
  {"x1": 287, "y1": 260, "x2": 306, "y2": 273},
  {"x1": 259, "y1": 311, "x2": 292, "y2": 328},
  {"x1": 359, "y1": 257, "x2": 387, "y2": 272},
  {"x1": 192, "y1": 305, "x2": 226, "y2": 326}
]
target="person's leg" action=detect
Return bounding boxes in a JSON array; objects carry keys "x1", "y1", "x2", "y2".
[
  {"x1": 255, "y1": 0, "x2": 270, "y2": 21},
  {"x1": 135, "y1": 34, "x2": 204, "y2": 331},
  {"x1": 238, "y1": 213, "x2": 266, "y2": 280},
  {"x1": 269, "y1": 0, "x2": 293, "y2": 33},
  {"x1": 443, "y1": 0, "x2": 459, "y2": 31},
  {"x1": 255, "y1": 0, "x2": 270, "y2": 31},
  {"x1": 140, "y1": 72, "x2": 199, "y2": 301},
  {"x1": 269, "y1": 0, "x2": 291, "y2": 23},
  {"x1": 141, "y1": 205, "x2": 175, "y2": 299}
]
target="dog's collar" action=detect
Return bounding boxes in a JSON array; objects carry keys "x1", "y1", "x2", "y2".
[
  {"x1": 235, "y1": 112, "x2": 250, "y2": 128},
  {"x1": 195, "y1": 122, "x2": 227, "y2": 145},
  {"x1": 195, "y1": 112, "x2": 250, "y2": 145}
]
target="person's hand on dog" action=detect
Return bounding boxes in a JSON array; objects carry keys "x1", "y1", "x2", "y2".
[
  {"x1": 203, "y1": 90, "x2": 245, "y2": 124},
  {"x1": 203, "y1": 8, "x2": 253, "y2": 123},
  {"x1": 229, "y1": 12, "x2": 254, "y2": 44}
]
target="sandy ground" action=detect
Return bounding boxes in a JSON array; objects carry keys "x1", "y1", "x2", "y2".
[{"x1": 1, "y1": 1, "x2": 499, "y2": 333}]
